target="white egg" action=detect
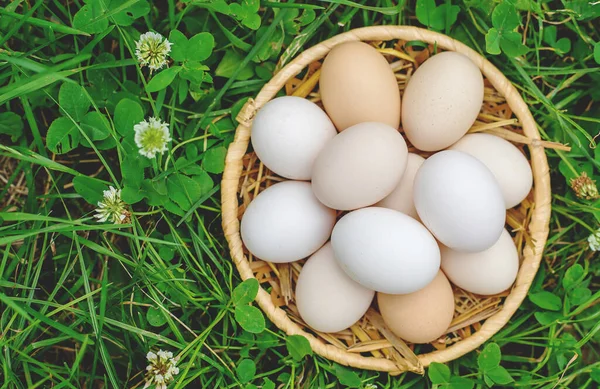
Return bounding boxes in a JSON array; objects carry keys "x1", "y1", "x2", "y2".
[
  {"x1": 241, "y1": 181, "x2": 336, "y2": 263},
  {"x1": 331, "y1": 207, "x2": 440, "y2": 294},
  {"x1": 448, "y1": 133, "x2": 533, "y2": 209},
  {"x1": 414, "y1": 150, "x2": 505, "y2": 253},
  {"x1": 296, "y1": 242, "x2": 375, "y2": 333},
  {"x1": 375, "y1": 153, "x2": 425, "y2": 219},
  {"x1": 441, "y1": 229, "x2": 519, "y2": 295},
  {"x1": 251, "y1": 96, "x2": 336, "y2": 180}
]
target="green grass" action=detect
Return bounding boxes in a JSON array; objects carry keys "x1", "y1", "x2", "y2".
[{"x1": 0, "y1": 1, "x2": 599, "y2": 388}]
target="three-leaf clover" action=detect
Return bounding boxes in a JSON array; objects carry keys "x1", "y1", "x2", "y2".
[
  {"x1": 478, "y1": 343, "x2": 514, "y2": 387},
  {"x1": 73, "y1": 0, "x2": 150, "y2": 34},
  {"x1": 232, "y1": 279, "x2": 266, "y2": 334},
  {"x1": 229, "y1": 0, "x2": 261, "y2": 30},
  {"x1": 543, "y1": 26, "x2": 571, "y2": 55},
  {"x1": 428, "y1": 362, "x2": 475, "y2": 389},
  {"x1": 485, "y1": 1, "x2": 528, "y2": 57},
  {"x1": 47, "y1": 82, "x2": 113, "y2": 154},
  {"x1": 416, "y1": 0, "x2": 460, "y2": 32},
  {"x1": 146, "y1": 31, "x2": 215, "y2": 94},
  {"x1": 562, "y1": 264, "x2": 592, "y2": 306}
]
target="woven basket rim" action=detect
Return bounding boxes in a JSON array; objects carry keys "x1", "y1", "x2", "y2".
[{"x1": 221, "y1": 25, "x2": 551, "y2": 374}]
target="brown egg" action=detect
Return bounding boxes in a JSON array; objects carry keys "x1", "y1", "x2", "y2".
[
  {"x1": 377, "y1": 271, "x2": 454, "y2": 344},
  {"x1": 319, "y1": 41, "x2": 401, "y2": 131}
]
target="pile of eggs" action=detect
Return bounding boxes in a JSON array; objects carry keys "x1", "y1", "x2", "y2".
[{"x1": 240, "y1": 42, "x2": 533, "y2": 344}]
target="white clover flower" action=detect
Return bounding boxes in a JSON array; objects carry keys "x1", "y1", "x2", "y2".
[
  {"x1": 364, "y1": 385, "x2": 378, "y2": 389},
  {"x1": 94, "y1": 186, "x2": 128, "y2": 224},
  {"x1": 134, "y1": 117, "x2": 172, "y2": 158},
  {"x1": 135, "y1": 32, "x2": 172, "y2": 72},
  {"x1": 144, "y1": 349, "x2": 179, "y2": 389},
  {"x1": 588, "y1": 229, "x2": 600, "y2": 252}
]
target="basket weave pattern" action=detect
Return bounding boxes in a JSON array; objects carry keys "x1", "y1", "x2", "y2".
[{"x1": 221, "y1": 26, "x2": 551, "y2": 374}]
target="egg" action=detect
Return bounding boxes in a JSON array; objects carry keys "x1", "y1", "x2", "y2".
[
  {"x1": 251, "y1": 96, "x2": 336, "y2": 180},
  {"x1": 295, "y1": 242, "x2": 375, "y2": 333},
  {"x1": 441, "y1": 229, "x2": 519, "y2": 295},
  {"x1": 448, "y1": 133, "x2": 533, "y2": 209},
  {"x1": 378, "y1": 271, "x2": 454, "y2": 344},
  {"x1": 402, "y1": 52, "x2": 484, "y2": 151},
  {"x1": 331, "y1": 207, "x2": 440, "y2": 294},
  {"x1": 375, "y1": 153, "x2": 425, "y2": 219},
  {"x1": 240, "y1": 181, "x2": 336, "y2": 263},
  {"x1": 319, "y1": 41, "x2": 401, "y2": 131},
  {"x1": 413, "y1": 150, "x2": 505, "y2": 253},
  {"x1": 312, "y1": 122, "x2": 408, "y2": 210}
]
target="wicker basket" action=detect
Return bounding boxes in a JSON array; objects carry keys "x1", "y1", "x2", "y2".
[{"x1": 221, "y1": 26, "x2": 555, "y2": 374}]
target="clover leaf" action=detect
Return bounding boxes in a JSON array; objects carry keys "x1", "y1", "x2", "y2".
[{"x1": 485, "y1": 1, "x2": 528, "y2": 57}]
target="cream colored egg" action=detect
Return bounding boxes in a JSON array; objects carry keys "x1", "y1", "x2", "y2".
[
  {"x1": 296, "y1": 243, "x2": 375, "y2": 333},
  {"x1": 441, "y1": 229, "x2": 519, "y2": 295},
  {"x1": 376, "y1": 153, "x2": 425, "y2": 219},
  {"x1": 251, "y1": 96, "x2": 336, "y2": 180},
  {"x1": 319, "y1": 41, "x2": 401, "y2": 131},
  {"x1": 402, "y1": 52, "x2": 484, "y2": 151},
  {"x1": 331, "y1": 207, "x2": 440, "y2": 294},
  {"x1": 378, "y1": 271, "x2": 454, "y2": 344},
  {"x1": 240, "y1": 181, "x2": 336, "y2": 263},
  {"x1": 449, "y1": 133, "x2": 533, "y2": 209},
  {"x1": 312, "y1": 122, "x2": 408, "y2": 211}
]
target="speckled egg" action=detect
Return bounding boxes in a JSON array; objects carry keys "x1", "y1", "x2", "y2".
[{"x1": 402, "y1": 52, "x2": 484, "y2": 151}]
